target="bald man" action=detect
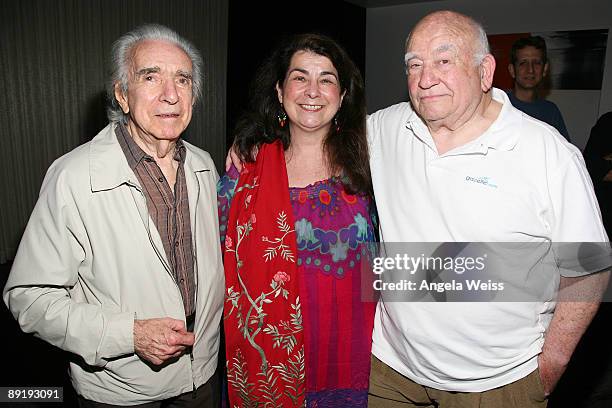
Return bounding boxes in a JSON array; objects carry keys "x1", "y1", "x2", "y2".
[{"x1": 367, "y1": 10, "x2": 611, "y2": 408}]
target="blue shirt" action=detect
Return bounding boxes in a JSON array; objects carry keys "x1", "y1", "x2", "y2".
[{"x1": 507, "y1": 91, "x2": 571, "y2": 142}]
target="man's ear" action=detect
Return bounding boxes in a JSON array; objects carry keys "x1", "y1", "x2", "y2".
[
  {"x1": 543, "y1": 62, "x2": 550, "y2": 78},
  {"x1": 114, "y1": 83, "x2": 129, "y2": 114},
  {"x1": 508, "y1": 63, "x2": 516, "y2": 80},
  {"x1": 275, "y1": 81, "x2": 283, "y2": 105},
  {"x1": 479, "y1": 54, "x2": 496, "y2": 92}
]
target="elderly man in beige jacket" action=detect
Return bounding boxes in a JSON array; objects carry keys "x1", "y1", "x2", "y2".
[{"x1": 3, "y1": 24, "x2": 224, "y2": 407}]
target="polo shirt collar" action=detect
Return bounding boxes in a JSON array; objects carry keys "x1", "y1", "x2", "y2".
[{"x1": 405, "y1": 87, "x2": 521, "y2": 155}]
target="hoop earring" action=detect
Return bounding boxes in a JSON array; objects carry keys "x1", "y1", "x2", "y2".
[{"x1": 278, "y1": 106, "x2": 287, "y2": 128}]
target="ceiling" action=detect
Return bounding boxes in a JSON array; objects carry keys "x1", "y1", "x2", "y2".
[{"x1": 345, "y1": 0, "x2": 443, "y2": 8}]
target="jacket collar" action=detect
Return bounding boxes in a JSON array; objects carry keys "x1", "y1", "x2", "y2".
[{"x1": 89, "y1": 123, "x2": 211, "y2": 192}]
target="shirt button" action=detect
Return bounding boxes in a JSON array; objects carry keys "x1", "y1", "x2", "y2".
[
  {"x1": 158, "y1": 177, "x2": 164, "y2": 182},
  {"x1": 180, "y1": 278, "x2": 185, "y2": 283},
  {"x1": 175, "y1": 241, "x2": 179, "y2": 247}
]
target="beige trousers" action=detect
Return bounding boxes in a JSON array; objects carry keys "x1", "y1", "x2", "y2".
[{"x1": 368, "y1": 355, "x2": 548, "y2": 408}]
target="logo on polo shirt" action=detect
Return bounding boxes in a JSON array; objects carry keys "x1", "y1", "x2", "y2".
[{"x1": 465, "y1": 175, "x2": 498, "y2": 188}]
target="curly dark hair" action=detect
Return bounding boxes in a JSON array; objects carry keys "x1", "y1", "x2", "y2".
[{"x1": 233, "y1": 33, "x2": 371, "y2": 196}]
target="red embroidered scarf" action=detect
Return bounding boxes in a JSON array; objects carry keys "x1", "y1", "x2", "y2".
[{"x1": 223, "y1": 140, "x2": 305, "y2": 407}]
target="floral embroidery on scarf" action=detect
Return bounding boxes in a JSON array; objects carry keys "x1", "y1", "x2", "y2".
[{"x1": 222, "y1": 142, "x2": 306, "y2": 407}]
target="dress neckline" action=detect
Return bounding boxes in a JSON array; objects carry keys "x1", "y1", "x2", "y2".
[{"x1": 288, "y1": 176, "x2": 340, "y2": 191}]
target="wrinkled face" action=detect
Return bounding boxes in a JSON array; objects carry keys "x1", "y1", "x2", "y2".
[
  {"x1": 509, "y1": 46, "x2": 547, "y2": 90},
  {"x1": 405, "y1": 23, "x2": 485, "y2": 127},
  {"x1": 115, "y1": 40, "x2": 193, "y2": 142},
  {"x1": 276, "y1": 51, "x2": 344, "y2": 137}
]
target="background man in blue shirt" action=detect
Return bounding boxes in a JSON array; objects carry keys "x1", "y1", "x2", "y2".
[{"x1": 508, "y1": 36, "x2": 571, "y2": 142}]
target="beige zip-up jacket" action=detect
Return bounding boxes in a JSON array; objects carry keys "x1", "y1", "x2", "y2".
[{"x1": 3, "y1": 123, "x2": 224, "y2": 405}]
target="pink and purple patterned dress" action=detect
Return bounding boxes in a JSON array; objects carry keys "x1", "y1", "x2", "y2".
[{"x1": 218, "y1": 166, "x2": 377, "y2": 407}]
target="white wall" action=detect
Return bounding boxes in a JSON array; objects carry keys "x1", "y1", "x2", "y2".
[{"x1": 366, "y1": 0, "x2": 612, "y2": 150}]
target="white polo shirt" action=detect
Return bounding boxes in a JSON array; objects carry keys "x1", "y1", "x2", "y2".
[{"x1": 368, "y1": 88, "x2": 611, "y2": 392}]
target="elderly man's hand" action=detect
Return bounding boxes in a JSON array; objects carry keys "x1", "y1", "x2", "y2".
[
  {"x1": 225, "y1": 144, "x2": 257, "y2": 173},
  {"x1": 225, "y1": 145, "x2": 241, "y2": 172},
  {"x1": 133, "y1": 318, "x2": 195, "y2": 366},
  {"x1": 537, "y1": 350, "x2": 567, "y2": 396}
]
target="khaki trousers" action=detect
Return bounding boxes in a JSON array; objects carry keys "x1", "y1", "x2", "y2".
[{"x1": 368, "y1": 355, "x2": 548, "y2": 408}]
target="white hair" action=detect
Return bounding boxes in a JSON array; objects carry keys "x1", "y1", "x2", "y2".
[
  {"x1": 106, "y1": 24, "x2": 203, "y2": 123},
  {"x1": 471, "y1": 20, "x2": 490, "y2": 64}
]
